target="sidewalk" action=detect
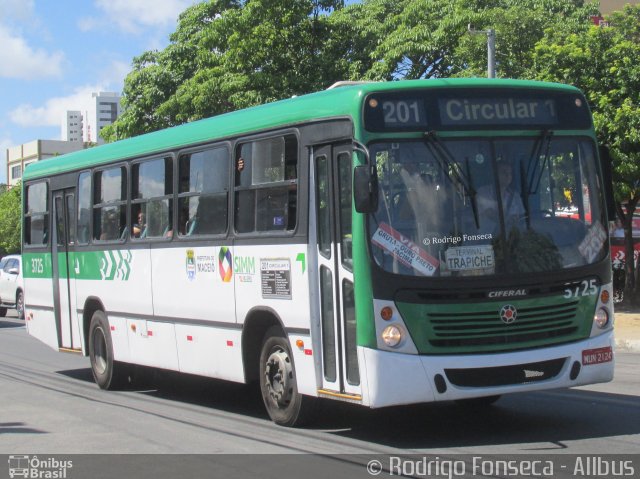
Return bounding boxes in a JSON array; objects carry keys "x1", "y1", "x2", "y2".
[{"x1": 614, "y1": 309, "x2": 640, "y2": 353}]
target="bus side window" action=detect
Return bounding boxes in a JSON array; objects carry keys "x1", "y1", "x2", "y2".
[
  {"x1": 93, "y1": 166, "x2": 127, "y2": 242},
  {"x1": 132, "y1": 157, "x2": 173, "y2": 239},
  {"x1": 77, "y1": 172, "x2": 91, "y2": 244},
  {"x1": 24, "y1": 181, "x2": 49, "y2": 246},
  {"x1": 178, "y1": 146, "x2": 229, "y2": 237},
  {"x1": 235, "y1": 134, "x2": 297, "y2": 234}
]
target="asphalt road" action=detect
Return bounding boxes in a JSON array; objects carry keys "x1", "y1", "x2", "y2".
[{"x1": 1, "y1": 312, "x2": 639, "y2": 478}]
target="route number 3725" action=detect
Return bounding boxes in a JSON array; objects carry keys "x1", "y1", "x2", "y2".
[
  {"x1": 564, "y1": 279, "x2": 597, "y2": 299},
  {"x1": 31, "y1": 257, "x2": 44, "y2": 274}
]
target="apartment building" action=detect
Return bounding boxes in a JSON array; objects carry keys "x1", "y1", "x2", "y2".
[{"x1": 5, "y1": 140, "x2": 87, "y2": 187}]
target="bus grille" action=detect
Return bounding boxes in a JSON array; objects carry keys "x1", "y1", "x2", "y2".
[
  {"x1": 427, "y1": 301, "x2": 580, "y2": 349},
  {"x1": 445, "y1": 358, "x2": 567, "y2": 387}
]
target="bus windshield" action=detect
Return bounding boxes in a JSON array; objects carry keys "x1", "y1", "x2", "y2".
[{"x1": 369, "y1": 137, "x2": 607, "y2": 278}]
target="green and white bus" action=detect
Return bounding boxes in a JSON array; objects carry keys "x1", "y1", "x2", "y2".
[{"x1": 22, "y1": 79, "x2": 615, "y2": 426}]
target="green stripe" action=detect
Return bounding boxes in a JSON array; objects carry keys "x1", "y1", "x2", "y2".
[{"x1": 22, "y1": 250, "x2": 132, "y2": 281}]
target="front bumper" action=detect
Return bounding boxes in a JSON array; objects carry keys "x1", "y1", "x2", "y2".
[{"x1": 359, "y1": 330, "x2": 614, "y2": 408}]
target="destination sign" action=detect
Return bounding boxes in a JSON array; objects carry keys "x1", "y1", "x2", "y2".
[
  {"x1": 439, "y1": 97, "x2": 558, "y2": 126},
  {"x1": 363, "y1": 88, "x2": 591, "y2": 131}
]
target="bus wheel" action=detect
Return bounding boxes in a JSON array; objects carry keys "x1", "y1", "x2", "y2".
[
  {"x1": 88, "y1": 310, "x2": 128, "y2": 390},
  {"x1": 259, "y1": 326, "x2": 314, "y2": 427},
  {"x1": 0, "y1": 307, "x2": 6, "y2": 317},
  {"x1": 16, "y1": 291, "x2": 24, "y2": 319}
]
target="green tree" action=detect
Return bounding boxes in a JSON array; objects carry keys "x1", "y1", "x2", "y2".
[
  {"x1": 328, "y1": 0, "x2": 597, "y2": 81},
  {"x1": 0, "y1": 185, "x2": 21, "y2": 255},
  {"x1": 532, "y1": 5, "x2": 640, "y2": 300},
  {"x1": 103, "y1": 0, "x2": 345, "y2": 141}
]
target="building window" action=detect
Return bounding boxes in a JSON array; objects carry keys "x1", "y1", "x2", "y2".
[{"x1": 11, "y1": 165, "x2": 22, "y2": 180}]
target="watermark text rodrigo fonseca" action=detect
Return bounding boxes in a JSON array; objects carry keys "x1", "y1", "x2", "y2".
[{"x1": 366, "y1": 456, "x2": 636, "y2": 478}]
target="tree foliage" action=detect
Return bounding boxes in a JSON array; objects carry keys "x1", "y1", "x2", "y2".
[
  {"x1": 103, "y1": 0, "x2": 345, "y2": 141},
  {"x1": 328, "y1": 0, "x2": 597, "y2": 81},
  {"x1": 0, "y1": 185, "x2": 21, "y2": 255},
  {"x1": 104, "y1": 0, "x2": 599, "y2": 140},
  {"x1": 532, "y1": 4, "x2": 640, "y2": 298}
]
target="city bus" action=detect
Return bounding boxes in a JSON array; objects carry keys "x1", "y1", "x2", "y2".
[{"x1": 21, "y1": 79, "x2": 616, "y2": 426}]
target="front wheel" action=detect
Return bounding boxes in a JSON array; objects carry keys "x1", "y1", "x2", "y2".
[
  {"x1": 16, "y1": 291, "x2": 24, "y2": 319},
  {"x1": 259, "y1": 326, "x2": 315, "y2": 427},
  {"x1": 88, "y1": 310, "x2": 129, "y2": 390}
]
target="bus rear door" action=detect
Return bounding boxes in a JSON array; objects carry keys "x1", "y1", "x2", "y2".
[{"x1": 52, "y1": 189, "x2": 81, "y2": 351}]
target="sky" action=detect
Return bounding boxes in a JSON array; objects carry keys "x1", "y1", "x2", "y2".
[{"x1": 0, "y1": 0, "x2": 202, "y2": 182}]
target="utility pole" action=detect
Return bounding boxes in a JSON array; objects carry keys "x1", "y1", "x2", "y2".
[{"x1": 468, "y1": 25, "x2": 496, "y2": 78}]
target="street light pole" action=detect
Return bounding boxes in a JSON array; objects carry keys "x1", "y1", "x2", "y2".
[
  {"x1": 487, "y1": 28, "x2": 496, "y2": 78},
  {"x1": 468, "y1": 25, "x2": 496, "y2": 79}
]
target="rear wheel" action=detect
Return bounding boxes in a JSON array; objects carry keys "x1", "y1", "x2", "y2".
[
  {"x1": 0, "y1": 307, "x2": 6, "y2": 317},
  {"x1": 88, "y1": 310, "x2": 129, "y2": 389},
  {"x1": 16, "y1": 291, "x2": 24, "y2": 320},
  {"x1": 259, "y1": 325, "x2": 315, "y2": 427}
]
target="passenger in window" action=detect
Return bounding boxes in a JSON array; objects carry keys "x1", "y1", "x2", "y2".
[
  {"x1": 132, "y1": 211, "x2": 146, "y2": 238},
  {"x1": 100, "y1": 210, "x2": 120, "y2": 240}
]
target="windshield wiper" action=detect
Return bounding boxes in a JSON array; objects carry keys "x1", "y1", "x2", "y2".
[
  {"x1": 423, "y1": 131, "x2": 479, "y2": 229},
  {"x1": 526, "y1": 129, "x2": 553, "y2": 195}
]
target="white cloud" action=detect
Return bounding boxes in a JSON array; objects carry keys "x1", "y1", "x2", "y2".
[
  {"x1": 90, "y1": 0, "x2": 195, "y2": 33},
  {"x1": 9, "y1": 85, "x2": 106, "y2": 128},
  {"x1": 0, "y1": 0, "x2": 35, "y2": 21},
  {"x1": 0, "y1": 25, "x2": 64, "y2": 79},
  {"x1": 100, "y1": 60, "x2": 131, "y2": 88},
  {"x1": 77, "y1": 16, "x2": 99, "y2": 33}
]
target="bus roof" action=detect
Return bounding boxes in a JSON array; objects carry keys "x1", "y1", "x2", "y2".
[{"x1": 23, "y1": 78, "x2": 579, "y2": 181}]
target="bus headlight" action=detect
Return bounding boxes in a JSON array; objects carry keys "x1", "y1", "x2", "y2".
[
  {"x1": 594, "y1": 308, "x2": 610, "y2": 329},
  {"x1": 381, "y1": 325, "x2": 402, "y2": 347}
]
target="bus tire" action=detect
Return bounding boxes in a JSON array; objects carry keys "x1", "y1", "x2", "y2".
[
  {"x1": 259, "y1": 325, "x2": 314, "y2": 427},
  {"x1": 16, "y1": 291, "x2": 24, "y2": 320},
  {"x1": 88, "y1": 310, "x2": 128, "y2": 390},
  {"x1": 0, "y1": 307, "x2": 6, "y2": 317}
]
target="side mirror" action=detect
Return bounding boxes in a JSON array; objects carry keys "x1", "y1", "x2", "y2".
[
  {"x1": 8, "y1": 268, "x2": 19, "y2": 275},
  {"x1": 599, "y1": 145, "x2": 617, "y2": 220},
  {"x1": 354, "y1": 165, "x2": 379, "y2": 213}
]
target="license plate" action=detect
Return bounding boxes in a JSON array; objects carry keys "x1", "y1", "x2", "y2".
[{"x1": 582, "y1": 346, "x2": 613, "y2": 365}]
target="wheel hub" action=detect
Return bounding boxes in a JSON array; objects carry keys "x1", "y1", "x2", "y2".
[{"x1": 264, "y1": 349, "x2": 293, "y2": 408}]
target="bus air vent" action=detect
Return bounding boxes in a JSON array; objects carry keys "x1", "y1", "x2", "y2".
[{"x1": 444, "y1": 358, "x2": 567, "y2": 388}]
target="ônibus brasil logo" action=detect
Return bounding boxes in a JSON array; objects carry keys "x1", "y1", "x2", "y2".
[
  {"x1": 499, "y1": 304, "x2": 517, "y2": 324},
  {"x1": 218, "y1": 247, "x2": 233, "y2": 282}
]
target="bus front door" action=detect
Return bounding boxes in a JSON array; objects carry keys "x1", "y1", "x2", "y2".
[
  {"x1": 52, "y1": 189, "x2": 80, "y2": 351},
  {"x1": 314, "y1": 144, "x2": 361, "y2": 398}
]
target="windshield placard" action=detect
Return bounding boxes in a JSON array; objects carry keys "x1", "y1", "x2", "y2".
[
  {"x1": 372, "y1": 223, "x2": 439, "y2": 276},
  {"x1": 444, "y1": 245, "x2": 495, "y2": 272}
]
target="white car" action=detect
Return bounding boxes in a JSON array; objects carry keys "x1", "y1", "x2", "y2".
[{"x1": 0, "y1": 254, "x2": 24, "y2": 319}]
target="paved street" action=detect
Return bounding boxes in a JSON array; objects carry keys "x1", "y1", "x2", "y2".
[{"x1": 1, "y1": 313, "x2": 638, "y2": 460}]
